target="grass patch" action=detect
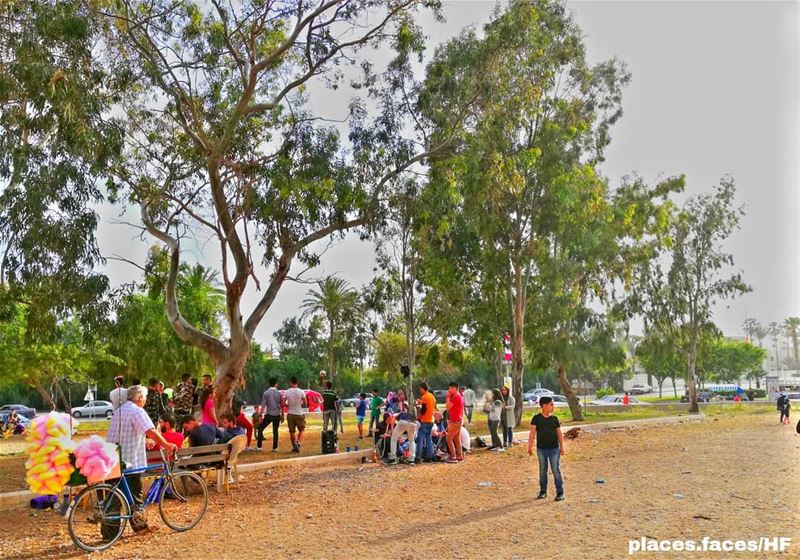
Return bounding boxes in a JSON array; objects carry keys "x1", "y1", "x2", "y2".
[{"x1": 639, "y1": 395, "x2": 682, "y2": 403}]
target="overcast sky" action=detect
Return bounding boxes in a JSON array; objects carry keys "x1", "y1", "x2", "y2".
[{"x1": 97, "y1": 1, "x2": 799, "y2": 349}]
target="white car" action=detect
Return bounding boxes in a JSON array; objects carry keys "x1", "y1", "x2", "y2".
[
  {"x1": 590, "y1": 395, "x2": 651, "y2": 406},
  {"x1": 72, "y1": 400, "x2": 114, "y2": 418},
  {"x1": 629, "y1": 384, "x2": 652, "y2": 395},
  {"x1": 523, "y1": 388, "x2": 554, "y2": 402},
  {"x1": 530, "y1": 394, "x2": 580, "y2": 408}
]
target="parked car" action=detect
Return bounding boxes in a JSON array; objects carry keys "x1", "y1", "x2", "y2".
[
  {"x1": 783, "y1": 392, "x2": 800, "y2": 403},
  {"x1": 341, "y1": 393, "x2": 368, "y2": 407},
  {"x1": 628, "y1": 384, "x2": 652, "y2": 395},
  {"x1": 71, "y1": 400, "x2": 114, "y2": 419},
  {"x1": 679, "y1": 391, "x2": 717, "y2": 403},
  {"x1": 432, "y1": 389, "x2": 448, "y2": 403},
  {"x1": 591, "y1": 395, "x2": 651, "y2": 406},
  {"x1": 522, "y1": 388, "x2": 554, "y2": 402},
  {"x1": 279, "y1": 389, "x2": 323, "y2": 413},
  {"x1": 530, "y1": 394, "x2": 581, "y2": 408},
  {"x1": 0, "y1": 404, "x2": 37, "y2": 419}
]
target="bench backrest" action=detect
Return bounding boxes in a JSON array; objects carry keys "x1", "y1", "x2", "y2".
[{"x1": 146, "y1": 443, "x2": 229, "y2": 468}]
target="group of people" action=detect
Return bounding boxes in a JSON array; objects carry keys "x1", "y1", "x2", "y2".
[
  {"x1": 1, "y1": 410, "x2": 26, "y2": 436},
  {"x1": 108, "y1": 374, "x2": 255, "y2": 457},
  {"x1": 106, "y1": 371, "x2": 567, "y2": 506}
]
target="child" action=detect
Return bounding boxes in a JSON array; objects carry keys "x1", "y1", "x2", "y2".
[
  {"x1": 355, "y1": 393, "x2": 368, "y2": 439},
  {"x1": 527, "y1": 396, "x2": 565, "y2": 501}
]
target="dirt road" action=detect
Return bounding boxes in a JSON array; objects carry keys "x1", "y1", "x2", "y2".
[{"x1": 0, "y1": 411, "x2": 797, "y2": 559}]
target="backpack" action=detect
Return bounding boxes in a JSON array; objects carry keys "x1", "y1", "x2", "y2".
[{"x1": 483, "y1": 401, "x2": 492, "y2": 414}]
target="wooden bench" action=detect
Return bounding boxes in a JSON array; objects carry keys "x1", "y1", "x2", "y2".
[{"x1": 147, "y1": 443, "x2": 230, "y2": 493}]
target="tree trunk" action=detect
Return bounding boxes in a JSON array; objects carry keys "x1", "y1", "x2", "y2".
[
  {"x1": 214, "y1": 341, "x2": 251, "y2": 415},
  {"x1": 672, "y1": 376, "x2": 677, "y2": 397},
  {"x1": 658, "y1": 379, "x2": 663, "y2": 398},
  {"x1": 511, "y1": 265, "x2": 525, "y2": 425},
  {"x1": 686, "y1": 331, "x2": 700, "y2": 413},
  {"x1": 557, "y1": 365, "x2": 583, "y2": 421}
]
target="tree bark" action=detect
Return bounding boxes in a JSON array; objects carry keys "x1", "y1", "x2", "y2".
[
  {"x1": 557, "y1": 365, "x2": 583, "y2": 421},
  {"x1": 686, "y1": 330, "x2": 700, "y2": 413}
]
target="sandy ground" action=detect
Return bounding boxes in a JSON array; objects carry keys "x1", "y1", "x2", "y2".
[{"x1": 0, "y1": 412, "x2": 797, "y2": 560}]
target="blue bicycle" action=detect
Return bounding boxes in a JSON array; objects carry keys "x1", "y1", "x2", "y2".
[{"x1": 67, "y1": 450, "x2": 208, "y2": 552}]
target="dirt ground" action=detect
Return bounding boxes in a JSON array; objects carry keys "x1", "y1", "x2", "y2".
[{"x1": 0, "y1": 412, "x2": 797, "y2": 560}]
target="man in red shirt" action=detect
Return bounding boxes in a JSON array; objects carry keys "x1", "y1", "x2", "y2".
[
  {"x1": 445, "y1": 381, "x2": 465, "y2": 463},
  {"x1": 622, "y1": 392, "x2": 630, "y2": 406}
]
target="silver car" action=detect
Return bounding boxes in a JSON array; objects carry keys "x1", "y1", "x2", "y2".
[{"x1": 71, "y1": 400, "x2": 114, "y2": 418}]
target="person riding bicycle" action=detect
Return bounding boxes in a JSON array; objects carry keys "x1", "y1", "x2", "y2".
[{"x1": 107, "y1": 385, "x2": 177, "y2": 532}]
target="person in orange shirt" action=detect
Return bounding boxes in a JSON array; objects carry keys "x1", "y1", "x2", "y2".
[
  {"x1": 415, "y1": 382, "x2": 436, "y2": 462},
  {"x1": 622, "y1": 392, "x2": 630, "y2": 406}
]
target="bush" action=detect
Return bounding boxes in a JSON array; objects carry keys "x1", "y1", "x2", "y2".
[
  {"x1": 595, "y1": 387, "x2": 615, "y2": 399},
  {"x1": 745, "y1": 389, "x2": 766, "y2": 400}
]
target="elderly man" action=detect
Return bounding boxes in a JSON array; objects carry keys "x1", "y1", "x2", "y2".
[{"x1": 107, "y1": 385, "x2": 177, "y2": 531}]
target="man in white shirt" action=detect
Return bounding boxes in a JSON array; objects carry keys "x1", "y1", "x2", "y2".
[
  {"x1": 107, "y1": 385, "x2": 177, "y2": 531},
  {"x1": 461, "y1": 385, "x2": 476, "y2": 424},
  {"x1": 109, "y1": 375, "x2": 127, "y2": 410},
  {"x1": 283, "y1": 376, "x2": 307, "y2": 453}
]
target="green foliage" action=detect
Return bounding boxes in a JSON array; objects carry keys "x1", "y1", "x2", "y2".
[
  {"x1": 706, "y1": 338, "x2": 766, "y2": 384},
  {"x1": 0, "y1": 0, "x2": 128, "y2": 334},
  {"x1": 300, "y1": 276, "x2": 362, "y2": 377},
  {"x1": 636, "y1": 178, "x2": 751, "y2": 409},
  {"x1": 0, "y1": 302, "x2": 122, "y2": 405},
  {"x1": 107, "y1": 249, "x2": 224, "y2": 385},
  {"x1": 417, "y1": 0, "x2": 679, "y2": 421},
  {"x1": 595, "y1": 387, "x2": 614, "y2": 399},
  {"x1": 637, "y1": 331, "x2": 685, "y2": 396}
]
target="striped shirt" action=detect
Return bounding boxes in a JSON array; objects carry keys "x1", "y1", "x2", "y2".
[{"x1": 107, "y1": 401, "x2": 155, "y2": 469}]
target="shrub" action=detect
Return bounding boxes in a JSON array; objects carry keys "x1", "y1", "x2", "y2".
[{"x1": 595, "y1": 387, "x2": 615, "y2": 399}]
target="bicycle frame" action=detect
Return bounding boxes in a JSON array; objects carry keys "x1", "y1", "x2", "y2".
[{"x1": 91, "y1": 451, "x2": 174, "y2": 519}]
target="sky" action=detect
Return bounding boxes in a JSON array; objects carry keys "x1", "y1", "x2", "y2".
[{"x1": 97, "y1": 0, "x2": 800, "y2": 349}]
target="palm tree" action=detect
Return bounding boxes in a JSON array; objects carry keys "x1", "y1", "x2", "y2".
[
  {"x1": 300, "y1": 276, "x2": 361, "y2": 379},
  {"x1": 783, "y1": 317, "x2": 800, "y2": 372},
  {"x1": 768, "y1": 321, "x2": 782, "y2": 372}
]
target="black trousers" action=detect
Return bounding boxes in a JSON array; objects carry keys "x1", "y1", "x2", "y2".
[{"x1": 257, "y1": 414, "x2": 281, "y2": 449}]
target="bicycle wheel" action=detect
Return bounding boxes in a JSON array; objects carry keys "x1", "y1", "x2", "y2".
[
  {"x1": 68, "y1": 483, "x2": 129, "y2": 552},
  {"x1": 159, "y1": 471, "x2": 208, "y2": 531}
]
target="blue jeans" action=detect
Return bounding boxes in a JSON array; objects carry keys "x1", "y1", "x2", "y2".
[
  {"x1": 536, "y1": 447, "x2": 563, "y2": 494},
  {"x1": 415, "y1": 422, "x2": 434, "y2": 459}
]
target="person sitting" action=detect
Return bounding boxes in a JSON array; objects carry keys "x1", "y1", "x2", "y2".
[
  {"x1": 374, "y1": 412, "x2": 394, "y2": 459},
  {"x1": 147, "y1": 413, "x2": 185, "y2": 462},
  {"x1": 182, "y1": 416, "x2": 220, "y2": 447},
  {"x1": 460, "y1": 424, "x2": 471, "y2": 453},
  {"x1": 218, "y1": 413, "x2": 246, "y2": 443}
]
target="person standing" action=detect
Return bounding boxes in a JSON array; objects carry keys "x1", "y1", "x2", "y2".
[
  {"x1": 487, "y1": 389, "x2": 503, "y2": 450},
  {"x1": 462, "y1": 385, "x2": 476, "y2": 425},
  {"x1": 284, "y1": 377, "x2": 307, "y2": 453},
  {"x1": 445, "y1": 382, "x2": 465, "y2": 463},
  {"x1": 501, "y1": 386, "x2": 516, "y2": 448},
  {"x1": 172, "y1": 374, "x2": 194, "y2": 417},
  {"x1": 110, "y1": 375, "x2": 127, "y2": 410},
  {"x1": 368, "y1": 389, "x2": 384, "y2": 437},
  {"x1": 527, "y1": 396, "x2": 565, "y2": 501},
  {"x1": 622, "y1": 392, "x2": 630, "y2": 406},
  {"x1": 200, "y1": 386, "x2": 218, "y2": 426},
  {"x1": 107, "y1": 385, "x2": 177, "y2": 532},
  {"x1": 355, "y1": 393, "x2": 368, "y2": 439},
  {"x1": 144, "y1": 378, "x2": 166, "y2": 424},
  {"x1": 415, "y1": 383, "x2": 436, "y2": 463},
  {"x1": 257, "y1": 377, "x2": 283, "y2": 452},
  {"x1": 321, "y1": 380, "x2": 338, "y2": 433}
]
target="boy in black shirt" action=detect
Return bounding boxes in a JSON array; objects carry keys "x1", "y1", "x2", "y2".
[{"x1": 527, "y1": 396, "x2": 565, "y2": 501}]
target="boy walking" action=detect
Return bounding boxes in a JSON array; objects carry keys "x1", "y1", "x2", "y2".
[{"x1": 527, "y1": 396, "x2": 565, "y2": 501}]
